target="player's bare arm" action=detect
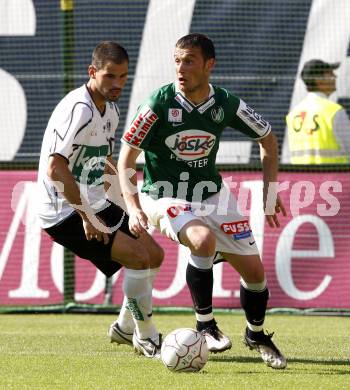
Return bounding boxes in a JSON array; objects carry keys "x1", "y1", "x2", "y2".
[
  {"x1": 117, "y1": 143, "x2": 148, "y2": 236},
  {"x1": 104, "y1": 155, "x2": 117, "y2": 175},
  {"x1": 47, "y1": 153, "x2": 109, "y2": 244},
  {"x1": 258, "y1": 132, "x2": 287, "y2": 228}
]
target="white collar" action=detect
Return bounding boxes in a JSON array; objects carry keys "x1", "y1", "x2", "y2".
[{"x1": 174, "y1": 82, "x2": 215, "y2": 106}]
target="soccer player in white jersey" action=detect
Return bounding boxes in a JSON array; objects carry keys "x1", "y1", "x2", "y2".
[
  {"x1": 117, "y1": 34, "x2": 287, "y2": 369},
  {"x1": 37, "y1": 41, "x2": 163, "y2": 358}
]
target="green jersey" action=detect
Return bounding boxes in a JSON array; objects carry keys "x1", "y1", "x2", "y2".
[{"x1": 122, "y1": 83, "x2": 271, "y2": 201}]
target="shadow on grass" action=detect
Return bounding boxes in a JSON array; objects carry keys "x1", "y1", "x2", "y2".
[{"x1": 209, "y1": 354, "x2": 350, "y2": 370}]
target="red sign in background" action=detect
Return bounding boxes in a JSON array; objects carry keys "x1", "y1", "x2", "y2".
[{"x1": 0, "y1": 170, "x2": 349, "y2": 309}]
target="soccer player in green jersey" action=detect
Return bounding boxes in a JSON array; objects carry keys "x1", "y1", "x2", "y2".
[{"x1": 117, "y1": 33, "x2": 287, "y2": 369}]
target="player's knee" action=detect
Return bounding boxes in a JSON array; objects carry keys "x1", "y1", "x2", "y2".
[
  {"x1": 237, "y1": 255, "x2": 265, "y2": 283},
  {"x1": 135, "y1": 252, "x2": 151, "y2": 269},
  {"x1": 129, "y1": 244, "x2": 151, "y2": 269},
  {"x1": 190, "y1": 230, "x2": 216, "y2": 257},
  {"x1": 155, "y1": 244, "x2": 164, "y2": 267},
  {"x1": 138, "y1": 235, "x2": 164, "y2": 268},
  {"x1": 243, "y1": 267, "x2": 265, "y2": 284},
  {"x1": 149, "y1": 242, "x2": 164, "y2": 268}
]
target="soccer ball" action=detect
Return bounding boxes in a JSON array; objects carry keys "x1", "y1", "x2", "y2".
[{"x1": 160, "y1": 328, "x2": 208, "y2": 372}]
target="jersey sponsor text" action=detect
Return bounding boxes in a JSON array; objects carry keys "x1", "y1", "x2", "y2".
[
  {"x1": 123, "y1": 105, "x2": 158, "y2": 147},
  {"x1": 165, "y1": 130, "x2": 216, "y2": 161},
  {"x1": 72, "y1": 145, "x2": 108, "y2": 184}
]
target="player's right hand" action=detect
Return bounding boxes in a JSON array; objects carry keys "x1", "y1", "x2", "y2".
[
  {"x1": 128, "y1": 208, "x2": 149, "y2": 238},
  {"x1": 265, "y1": 195, "x2": 287, "y2": 228}
]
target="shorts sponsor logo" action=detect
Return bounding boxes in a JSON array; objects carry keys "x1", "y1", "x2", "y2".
[
  {"x1": 165, "y1": 130, "x2": 216, "y2": 161},
  {"x1": 221, "y1": 220, "x2": 251, "y2": 240},
  {"x1": 167, "y1": 204, "x2": 192, "y2": 218},
  {"x1": 123, "y1": 105, "x2": 158, "y2": 147},
  {"x1": 168, "y1": 108, "x2": 183, "y2": 122}
]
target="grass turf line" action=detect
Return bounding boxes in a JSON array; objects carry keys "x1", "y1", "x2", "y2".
[{"x1": 0, "y1": 313, "x2": 349, "y2": 390}]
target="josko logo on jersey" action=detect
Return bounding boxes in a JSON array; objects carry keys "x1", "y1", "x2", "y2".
[
  {"x1": 123, "y1": 105, "x2": 158, "y2": 147},
  {"x1": 220, "y1": 220, "x2": 251, "y2": 240},
  {"x1": 165, "y1": 130, "x2": 216, "y2": 161}
]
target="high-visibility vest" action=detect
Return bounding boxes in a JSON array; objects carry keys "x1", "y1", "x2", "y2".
[{"x1": 286, "y1": 94, "x2": 349, "y2": 164}]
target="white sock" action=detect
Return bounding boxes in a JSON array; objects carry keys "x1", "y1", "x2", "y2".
[
  {"x1": 123, "y1": 268, "x2": 158, "y2": 339},
  {"x1": 117, "y1": 267, "x2": 160, "y2": 334},
  {"x1": 195, "y1": 312, "x2": 214, "y2": 322},
  {"x1": 149, "y1": 267, "x2": 160, "y2": 285},
  {"x1": 116, "y1": 295, "x2": 134, "y2": 333}
]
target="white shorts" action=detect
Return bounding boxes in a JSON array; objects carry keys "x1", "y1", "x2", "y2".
[{"x1": 140, "y1": 185, "x2": 259, "y2": 257}]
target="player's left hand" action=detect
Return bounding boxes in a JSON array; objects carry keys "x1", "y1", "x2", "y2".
[
  {"x1": 128, "y1": 207, "x2": 149, "y2": 238},
  {"x1": 265, "y1": 195, "x2": 287, "y2": 228}
]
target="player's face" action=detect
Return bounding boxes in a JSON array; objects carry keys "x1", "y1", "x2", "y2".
[
  {"x1": 174, "y1": 47, "x2": 214, "y2": 95},
  {"x1": 89, "y1": 60, "x2": 128, "y2": 102}
]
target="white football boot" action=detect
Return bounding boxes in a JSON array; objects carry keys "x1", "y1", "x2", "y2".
[
  {"x1": 198, "y1": 320, "x2": 232, "y2": 353},
  {"x1": 133, "y1": 332, "x2": 162, "y2": 359},
  {"x1": 108, "y1": 321, "x2": 133, "y2": 346},
  {"x1": 244, "y1": 328, "x2": 287, "y2": 369}
]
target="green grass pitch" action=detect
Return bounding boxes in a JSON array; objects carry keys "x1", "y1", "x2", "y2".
[{"x1": 0, "y1": 313, "x2": 349, "y2": 390}]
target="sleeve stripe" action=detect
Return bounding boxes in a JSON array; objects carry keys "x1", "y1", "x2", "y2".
[
  {"x1": 114, "y1": 103, "x2": 120, "y2": 117},
  {"x1": 74, "y1": 117, "x2": 92, "y2": 139},
  {"x1": 121, "y1": 138, "x2": 143, "y2": 150},
  {"x1": 57, "y1": 102, "x2": 93, "y2": 141}
]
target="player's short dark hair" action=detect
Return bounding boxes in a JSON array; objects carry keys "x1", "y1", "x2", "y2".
[
  {"x1": 92, "y1": 41, "x2": 129, "y2": 69},
  {"x1": 175, "y1": 33, "x2": 215, "y2": 61}
]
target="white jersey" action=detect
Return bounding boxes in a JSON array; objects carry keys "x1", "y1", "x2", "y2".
[{"x1": 37, "y1": 84, "x2": 120, "y2": 228}]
